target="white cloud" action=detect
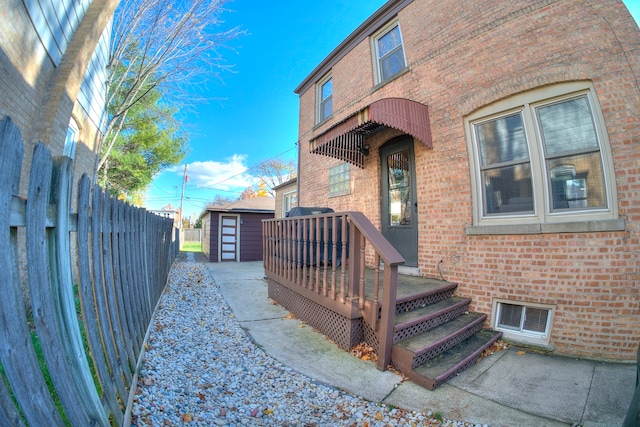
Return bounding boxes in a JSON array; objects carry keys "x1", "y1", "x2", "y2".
[{"x1": 166, "y1": 154, "x2": 258, "y2": 191}]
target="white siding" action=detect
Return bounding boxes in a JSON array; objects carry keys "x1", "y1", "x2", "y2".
[
  {"x1": 77, "y1": 22, "x2": 110, "y2": 130},
  {"x1": 23, "y1": 0, "x2": 91, "y2": 65},
  {"x1": 23, "y1": 0, "x2": 109, "y2": 130}
]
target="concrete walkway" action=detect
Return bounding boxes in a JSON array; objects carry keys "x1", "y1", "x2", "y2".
[{"x1": 201, "y1": 259, "x2": 636, "y2": 427}]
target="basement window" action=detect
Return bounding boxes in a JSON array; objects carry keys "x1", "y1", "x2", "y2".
[{"x1": 493, "y1": 300, "x2": 554, "y2": 345}]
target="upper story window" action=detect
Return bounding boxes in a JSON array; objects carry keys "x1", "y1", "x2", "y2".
[
  {"x1": 64, "y1": 117, "x2": 79, "y2": 159},
  {"x1": 317, "y1": 74, "x2": 333, "y2": 123},
  {"x1": 329, "y1": 162, "x2": 350, "y2": 197},
  {"x1": 466, "y1": 82, "x2": 618, "y2": 230},
  {"x1": 372, "y1": 20, "x2": 406, "y2": 84}
]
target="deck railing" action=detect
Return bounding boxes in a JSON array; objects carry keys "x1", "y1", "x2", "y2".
[{"x1": 263, "y1": 211, "x2": 404, "y2": 369}]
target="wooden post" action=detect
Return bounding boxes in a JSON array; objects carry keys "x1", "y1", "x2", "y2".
[{"x1": 0, "y1": 117, "x2": 65, "y2": 426}]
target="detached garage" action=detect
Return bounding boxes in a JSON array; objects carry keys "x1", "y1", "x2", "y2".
[{"x1": 200, "y1": 198, "x2": 275, "y2": 262}]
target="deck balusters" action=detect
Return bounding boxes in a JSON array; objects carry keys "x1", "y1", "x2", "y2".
[
  {"x1": 315, "y1": 217, "x2": 321, "y2": 292},
  {"x1": 330, "y1": 216, "x2": 338, "y2": 299},
  {"x1": 262, "y1": 211, "x2": 404, "y2": 371},
  {"x1": 340, "y1": 214, "x2": 348, "y2": 303},
  {"x1": 358, "y1": 233, "x2": 366, "y2": 310},
  {"x1": 322, "y1": 216, "x2": 329, "y2": 296}
]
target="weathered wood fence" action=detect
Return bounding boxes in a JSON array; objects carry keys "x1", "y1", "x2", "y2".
[
  {"x1": 0, "y1": 116, "x2": 178, "y2": 426},
  {"x1": 181, "y1": 228, "x2": 201, "y2": 243}
]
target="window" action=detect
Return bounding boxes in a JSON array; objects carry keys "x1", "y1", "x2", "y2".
[
  {"x1": 317, "y1": 74, "x2": 333, "y2": 123},
  {"x1": 467, "y1": 82, "x2": 617, "y2": 229},
  {"x1": 64, "y1": 117, "x2": 79, "y2": 159},
  {"x1": 493, "y1": 300, "x2": 553, "y2": 345},
  {"x1": 372, "y1": 21, "x2": 406, "y2": 84},
  {"x1": 283, "y1": 190, "x2": 297, "y2": 216},
  {"x1": 329, "y1": 162, "x2": 350, "y2": 197}
]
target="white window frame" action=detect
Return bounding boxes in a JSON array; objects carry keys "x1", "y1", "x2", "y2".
[
  {"x1": 329, "y1": 162, "x2": 350, "y2": 197},
  {"x1": 465, "y1": 82, "x2": 618, "y2": 230},
  {"x1": 492, "y1": 299, "x2": 554, "y2": 346},
  {"x1": 64, "y1": 117, "x2": 79, "y2": 159},
  {"x1": 283, "y1": 190, "x2": 297, "y2": 216},
  {"x1": 371, "y1": 19, "x2": 407, "y2": 85},
  {"x1": 316, "y1": 73, "x2": 333, "y2": 124}
]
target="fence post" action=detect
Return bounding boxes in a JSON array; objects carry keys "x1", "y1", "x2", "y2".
[
  {"x1": 0, "y1": 116, "x2": 64, "y2": 426},
  {"x1": 26, "y1": 144, "x2": 92, "y2": 425},
  {"x1": 51, "y1": 155, "x2": 109, "y2": 424}
]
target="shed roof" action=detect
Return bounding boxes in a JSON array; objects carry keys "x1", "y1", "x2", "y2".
[{"x1": 205, "y1": 197, "x2": 275, "y2": 214}]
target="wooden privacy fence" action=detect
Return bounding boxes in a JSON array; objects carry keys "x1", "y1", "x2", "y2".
[
  {"x1": 181, "y1": 228, "x2": 201, "y2": 243},
  {"x1": 0, "y1": 117, "x2": 179, "y2": 426}
]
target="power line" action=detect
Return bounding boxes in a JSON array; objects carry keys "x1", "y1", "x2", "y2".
[{"x1": 195, "y1": 144, "x2": 297, "y2": 190}]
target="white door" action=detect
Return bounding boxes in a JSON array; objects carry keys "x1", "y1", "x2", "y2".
[{"x1": 219, "y1": 215, "x2": 239, "y2": 261}]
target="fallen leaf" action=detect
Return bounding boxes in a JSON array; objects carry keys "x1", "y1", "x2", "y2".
[{"x1": 516, "y1": 350, "x2": 526, "y2": 355}]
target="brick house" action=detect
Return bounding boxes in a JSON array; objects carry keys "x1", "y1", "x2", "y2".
[
  {"x1": 273, "y1": 177, "x2": 298, "y2": 218},
  {"x1": 291, "y1": 0, "x2": 640, "y2": 361},
  {"x1": 1, "y1": 0, "x2": 116, "y2": 294},
  {"x1": 1, "y1": 0, "x2": 116, "y2": 198}
]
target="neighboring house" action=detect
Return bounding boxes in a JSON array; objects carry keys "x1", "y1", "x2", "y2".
[
  {"x1": 273, "y1": 177, "x2": 298, "y2": 218},
  {"x1": 1, "y1": 0, "x2": 117, "y2": 293},
  {"x1": 149, "y1": 207, "x2": 180, "y2": 229},
  {"x1": 291, "y1": 0, "x2": 640, "y2": 362},
  {"x1": 1, "y1": 0, "x2": 116, "y2": 198},
  {"x1": 201, "y1": 198, "x2": 275, "y2": 262}
]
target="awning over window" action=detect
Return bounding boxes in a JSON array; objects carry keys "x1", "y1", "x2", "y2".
[{"x1": 309, "y1": 98, "x2": 431, "y2": 168}]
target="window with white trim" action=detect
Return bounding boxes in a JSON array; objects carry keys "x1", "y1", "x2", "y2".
[
  {"x1": 283, "y1": 190, "x2": 297, "y2": 216},
  {"x1": 317, "y1": 74, "x2": 333, "y2": 123},
  {"x1": 64, "y1": 117, "x2": 79, "y2": 159},
  {"x1": 466, "y1": 82, "x2": 617, "y2": 228},
  {"x1": 493, "y1": 300, "x2": 554, "y2": 345},
  {"x1": 329, "y1": 162, "x2": 350, "y2": 197},
  {"x1": 371, "y1": 20, "x2": 406, "y2": 85}
]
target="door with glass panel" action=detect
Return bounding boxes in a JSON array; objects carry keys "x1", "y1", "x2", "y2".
[
  {"x1": 380, "y1": 136, "x2": 418, "y2": 266},
  {"x1": 220, "y1": 215, "x2": 238, "y2": 261}
]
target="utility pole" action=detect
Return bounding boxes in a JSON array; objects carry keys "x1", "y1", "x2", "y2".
[{"x1": 179, "y1": 164, "x2": 187, "y2": 229}]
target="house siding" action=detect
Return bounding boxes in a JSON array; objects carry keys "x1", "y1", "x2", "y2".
[
  {"x1": 202, "y1": 212, "x2": 220, "y2": 262},
  {"x1": 1, "y1": 0, "x2": 118, "y2": 300},
  {"x1": 239, "y1": 214, "x2": 267, "y2": 261},
  {"x1": 296, "y1": 0, "x2": 640, "y2": 360}
]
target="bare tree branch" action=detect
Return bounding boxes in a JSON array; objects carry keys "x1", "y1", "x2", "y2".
[{"x1": 96, "y1": 0, "x2": 244, "y2": 177}]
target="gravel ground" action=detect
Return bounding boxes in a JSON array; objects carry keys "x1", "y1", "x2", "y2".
[{"x1": 131, "y1": 253, "x2": 489, "y2": 427}]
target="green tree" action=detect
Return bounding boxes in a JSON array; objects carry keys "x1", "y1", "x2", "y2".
[
  {"x1": 99, "y1": 82, "x2": 188, "y2": 199},
  {"x1": 96, "y1": 0, "x2": 243, "y2": 189}
]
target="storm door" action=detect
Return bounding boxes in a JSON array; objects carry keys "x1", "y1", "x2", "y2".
[{"x1": 380, "y1": 137, "x2": 418, "y2": 266}]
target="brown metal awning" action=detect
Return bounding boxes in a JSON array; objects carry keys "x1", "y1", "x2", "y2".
[{"x1": 309, "y1": 98, "x2": 432, "y2": 168}]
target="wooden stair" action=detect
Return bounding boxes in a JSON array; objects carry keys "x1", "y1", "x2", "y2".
[{"x1": 390, "y1": 280, "x2": 502, "y2": 390}]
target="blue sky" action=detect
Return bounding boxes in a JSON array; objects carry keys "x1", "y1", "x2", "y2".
[{"x1": 143, "y1": 0, "x2": 640, "y2": 221}]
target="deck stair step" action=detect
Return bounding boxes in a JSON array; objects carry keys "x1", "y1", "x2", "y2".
[
  {"x1": 387, "y1": 278, "x2": 502, "y2": 390},
  {"x1": 395, "y1": 282, "x2": 458, "y2": 313},
  {"x1": 393, "y1": 297, "x2": 471, "y2": 342},
  {"x1": 404, "y1": 329, "x2": 503, "y2": 390},
  {"x1": 392, "y1": 312, "x2": 487, "y2": 369}
]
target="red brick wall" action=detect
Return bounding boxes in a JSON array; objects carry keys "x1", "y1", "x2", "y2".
[{"x1": 297, "y1": 0, "x2": 640, "y2": 360}]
